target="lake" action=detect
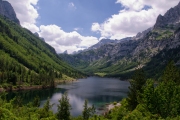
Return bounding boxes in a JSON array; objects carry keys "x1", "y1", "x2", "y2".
[{"x1": 7, "y1": 76, "x2": 130, "y2": 116}]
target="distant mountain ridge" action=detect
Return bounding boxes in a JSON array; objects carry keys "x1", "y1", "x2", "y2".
[
  {"x1": 59, "y1": 2, "x2": 180, "y2": 79},
  {"x1": 0, "y1": 0, "x2": 20, "y2": 24},
  {"x1": 88, "y1": 37, "x2": 132, "y2": 50},
  {"x1": 86, "y1": 27, "x2": 152, "y2": 51}
]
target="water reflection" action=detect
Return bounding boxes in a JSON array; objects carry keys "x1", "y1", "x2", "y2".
[{"x1": 7, "y1": 77, "x2": 129, "y2": 116}]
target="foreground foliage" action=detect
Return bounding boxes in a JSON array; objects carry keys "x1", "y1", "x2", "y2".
[
  {"x1": 0, "y1": 94, "x2": 57, "y2": 120},
  {"x1": 106, "y1": 61, "x2": 180, "y2": 120},
  {"x1": 0, "y1": 93, "x2": 99, "y2": 120}
]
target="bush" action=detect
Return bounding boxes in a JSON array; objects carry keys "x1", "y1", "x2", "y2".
[{"x1": 113, "y1": 102, "x2": 117, "y2": 105}]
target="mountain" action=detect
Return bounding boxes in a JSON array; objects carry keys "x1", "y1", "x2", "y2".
[
  {"x1": 154, "y1": 2, "x2": 180, "y2": 29},
  {"x1": 59, "y1": 2, "x2": 180, "y2": 79},
  {"x1": 34, "y1": 32, "x2": 45, "y2": 41},
  {"x1": 0, "y1": 15, "x2": 84, "y2": 87},
  {"x1": 87, "y1": 37, "x2": 132, "y2": 51},
  {"x1": 88, "y1": 39, "x2": 119, "y2": 50},
  {"x1": 132, "y1": 27, "x2": 153, "y2": 40},
  {"x1": 0, "y1": 0, "x2": 20, "y2": 24}
]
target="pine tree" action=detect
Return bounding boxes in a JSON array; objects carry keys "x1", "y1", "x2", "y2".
[
  {"x1": 43, "y1": 97, "x2": 53, "y2": 112},
  {"x1": 57, "y1": 92, "x2": 71, "y2": 120},
  {"x1": 142, "y1": 79, "x2": 156, "y2": 113},
  {"x1": 127, "y1": 69, "x2": 146, "y2": 111},
  {"x1": 32, "y1": 96, "x2": 40, "y2": 107},
  {"x1": 41, "y1": 97, "x2": 54, "y2": 118},
  {"x1": 82, "y1": 99, "x2": 96, "y2": 120},
  {"x1": 162, "y1": 60, "x2": 180, "y2": 84}
]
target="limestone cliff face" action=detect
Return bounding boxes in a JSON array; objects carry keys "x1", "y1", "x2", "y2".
[
  {"x1": 0, "y1": 0, "x2": 20, "y2": 24},
  {"x1": 154, "y1": 2, "x2": 180, "y2": 29}
]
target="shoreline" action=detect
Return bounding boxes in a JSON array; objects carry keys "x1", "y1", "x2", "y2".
[
  {"x1": 0, "y1": 85, "x2": 54, "y2": 93},
  {"x1": 55, "y1": 79, "x2": 78, "y2": 84},
  {"x1": 0, "y1": 79, "x2": 78, "y2": 93},
  {"x1": 102, "y1": 102, "x2": 121, "y2": 115}
]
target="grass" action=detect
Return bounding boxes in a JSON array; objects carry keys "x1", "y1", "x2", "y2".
[
  {"x1": 94, "y1": 72, "x2": 107, "y2": 77},
  {"x1": 62, "y1": 74, "x2": 74, "y2": 81},
  {"x1": 152, "y1": 29, "x2": 174, "y2": 40}
]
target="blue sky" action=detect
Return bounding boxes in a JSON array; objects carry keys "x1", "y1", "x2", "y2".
[
  {"x1": 36, "y1": 0, "x2": 122, "y2": 38},
  {"x1": 7, "y1": 0, "x2": 180, "y2": 53}
]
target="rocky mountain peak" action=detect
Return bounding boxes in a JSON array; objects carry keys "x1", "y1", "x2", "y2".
[
  {"x1": 154, "y1": 2, "x2": 180, "y2": 29},
  {"x1": 34, "y1": 32, "x2": 45, "y2": 41},
  {"x1": 132, "y1": 27, "x2": 152, "y2": 40},
  {"x1": 0, "y1": 0, "x2": 20, "y2": 24},
  {"x1": 63, "y1": 50, "x2": 68, "y2": 54},
  {"x1": 88, "y1": 39, "x2": 118, "y2": 50}
]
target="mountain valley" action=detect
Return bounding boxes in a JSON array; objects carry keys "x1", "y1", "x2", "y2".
[{"x1": 60, "y1": 2, "x2": 180, "y2": 79}]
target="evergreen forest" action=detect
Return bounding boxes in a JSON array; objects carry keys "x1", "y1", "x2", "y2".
[{"x1": 0, "y1": 16, "x2": 84, "y2": 91}]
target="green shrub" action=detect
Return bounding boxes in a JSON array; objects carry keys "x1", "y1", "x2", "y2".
[{"x1": 113, "y1": 102, "x2": 117, "y2": 105}]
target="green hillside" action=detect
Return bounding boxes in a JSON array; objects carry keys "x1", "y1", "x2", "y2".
[{"x1": 0, "y1": 16, "x2": 84, "y2": 88}]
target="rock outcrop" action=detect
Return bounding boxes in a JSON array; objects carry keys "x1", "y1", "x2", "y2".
[
  {"x1": 0, "y1": 0, "x2": 20, "y2": 24},
  {"x1": 154, "y1": 2, "x2": 180, "y2": 29},
  {"x1": 34, "y1": 32, "x2": 45, "y2": 41}
]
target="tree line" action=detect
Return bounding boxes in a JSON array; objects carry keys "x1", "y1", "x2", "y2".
[{"x1": 0, "y1": 51, "x2": 63, "y2": 88}]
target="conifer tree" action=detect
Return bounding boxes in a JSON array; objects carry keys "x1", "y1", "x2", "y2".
[
  {"x1": 127, "y1": 69, "x2": 146, "y2": 111},
  {"x1": 162, "y1": 60, "x2": 180, "y2": 83},
  {"x1": 43, "y1": 97, "x2": 53, "y2": 112},
  {"x1": 82, "y1": 99, "x2": 96, "y2": 120},
  {"x1": 57, "y1": 92, "x2": 71, "y2": 120},
  {"x1": 32, "y1": 96, "x2": 40, "y2": 107}
]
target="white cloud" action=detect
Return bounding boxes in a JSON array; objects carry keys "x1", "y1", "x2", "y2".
[
  {"x1": 116, "y1": 0, "x2": 144, "y2": 11},
  {"x1": 7, "y1": 0, "x2": 39, "y2": 33},
  {"x1": 74, "y1": 27, "x2": 83, "y2": 32},
  {"x1": 7, "y1": 0, "x2": 97, "y2": 53},
  {"x1": 69, "y1": 2, "x2": 75, "y2": 7},
  {"x1": 23, "y1": 22, "x2": 39, "y2": 32},
  {"x1": 68, "y1": 2, "x2": 76, "y2": 10},
  {"x1": 39, "y1": 25, "x2": 98, "y2": 53},
  {"x1": 91, "y1": 23, "x2": 101, "y2": 32},
  {"x1": 92, "y1": 0, "x2": 180, "y2": 39}
]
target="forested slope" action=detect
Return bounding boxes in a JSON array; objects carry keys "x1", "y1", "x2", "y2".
[{"x1": 0, "y1": 16, "x2": 84, "y2": 88}]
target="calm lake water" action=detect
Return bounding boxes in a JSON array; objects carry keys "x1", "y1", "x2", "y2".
[{"x1": 7, "y1": 76, "x2": 130, "y2": 116}]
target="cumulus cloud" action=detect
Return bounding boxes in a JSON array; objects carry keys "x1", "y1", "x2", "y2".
[
  {"x1": 39, "y1": 25, "x2": 98, "y2": 53},
  {"x1": 92, "y1": 0, "x2": 180, "y2": 39},
  {"x1": 7, "y1": 0, "x2": 39, "y2": 33},
  {"x1": 7, "y1": 0, "x2": 98, "y2": 53}
]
